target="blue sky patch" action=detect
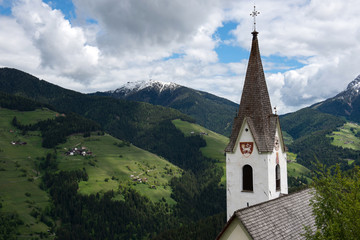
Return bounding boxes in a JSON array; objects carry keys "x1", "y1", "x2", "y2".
[
  {"x1": 0, "y1": 2, "x2": 11, "y2": 16},
  {"x1": 214, "y1": 21, "x2": 250, "y2": 63},
  {"x1": 263, "y1": 55, "x2": 306, "y2": 73},
  {"x1": 86, "y1": 18, "x2": 98, "y2": 24},
  {"x1": 162, "y1": 53, "x2": 185, "y2": 61},
  {"x1": 216, "y1": 44, "x2": 249, "y2": 63},
  {"x1": 214, "y1": 21, "x2": 238, "y2": 41},
  {"x1": 43, "y1": 0, "x2": 76, "y2": 21}
]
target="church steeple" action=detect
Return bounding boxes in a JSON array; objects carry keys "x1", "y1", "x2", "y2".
[
  {"x1": 225, "y1": 8, "x2": 288, "y2": 220},
  {"x1": 225, "y1": 30, "x2": 275, "y2": 153}
]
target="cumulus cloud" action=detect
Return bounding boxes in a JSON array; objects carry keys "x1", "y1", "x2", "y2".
[
  {"x1": 229, "y1": 0, "x2": 360, "y2": 113},
  {"x1": 73, "y1": 0, "x2": 223, "y2": 61},
  {"x1": 1, "y1": 0, "x2": 360, "y2": 114},
  {"x1": 12, "y1": 0, "x2": 99, "y2": 82},
  {"x1": 0, "y1": 16, "x2": 40, "y2": 70}
]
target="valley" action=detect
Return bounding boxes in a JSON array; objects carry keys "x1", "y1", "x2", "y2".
[
  {"x1": 1, "y1": 68, "x2": 360, "y2": 239},
  {"x1": 0, "y1": 107, "x2": 182, "y2": 238}
]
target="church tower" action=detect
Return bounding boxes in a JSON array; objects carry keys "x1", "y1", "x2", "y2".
[{"x1": 225, "y1": 11, "x2": 288, "y2": 220}]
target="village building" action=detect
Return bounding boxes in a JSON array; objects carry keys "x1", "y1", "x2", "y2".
[{"x1": 218, "y1": 7, "x2": 316, "y2": 239}]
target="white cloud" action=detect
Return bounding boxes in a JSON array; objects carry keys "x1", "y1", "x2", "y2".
[
  {"x1": 226, "y1": 0, "x2": 360, "y2": 113},
  {"x1": 12, "y1": 0, "x2": 99, "y2": 82},
  {"x1": 74, "y1": 0, "x2": 223, "y2": 60},
  {"x1": 0, "y1": 16, "x2": 40, "y2": 71},
  {"x1": 1, "y1": 0, "x2": 360, "y2": 115}
]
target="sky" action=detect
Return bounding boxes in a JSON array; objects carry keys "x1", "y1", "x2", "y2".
[{"x1": 1, "y1": 0, "x2": 360, "y2": 114}]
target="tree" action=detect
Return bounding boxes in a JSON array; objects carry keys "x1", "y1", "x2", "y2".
[{"x1": 305, "y1": 165, "x2": 360, "y2": 240}]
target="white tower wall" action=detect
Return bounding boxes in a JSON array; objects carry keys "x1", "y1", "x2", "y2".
[{"x1": 226, "y1": 121, "x2": 288, "y2": 220}]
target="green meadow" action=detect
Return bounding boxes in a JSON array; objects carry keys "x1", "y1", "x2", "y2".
[
  {"x1": 327, "y1": 122, "x2": 360, "y2": 151},
  {"x1": 287, "y1": 162, "x2": 311, "y2": 178},
  {"x1": 172, "y1": 119, "x2": 228, "y2": 183},
  {"x1": 56, "y1": 133, "x2": 181, "y2": 204},
  {"x1": 286, "y1": 151, "x2": 312, "y2": 183},
  {"x1": 0, "y1": 108, "x2": 55, "y2": 238},
  {"x1": 282, "y1": 131, "x2": 294, "y2": 146},
  {"x1": 172, "y1": 119, "x2": 312, "y2": 184},
  {"x1": 1, "y1": 107, "x2": 317, "y2": 239},
  {"x1": 172, "y1": 119, "x2": 228, "y2": 162},
  {"x1": 0, "y1": 107, "x2": 182, "y2": 238}
]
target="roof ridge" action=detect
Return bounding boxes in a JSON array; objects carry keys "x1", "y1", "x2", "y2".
[{"x1": 234, "y1": 187, "x2": 313, "y2": 213}]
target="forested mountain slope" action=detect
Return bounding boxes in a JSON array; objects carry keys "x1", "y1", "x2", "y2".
[
  {"x1": 0, "y1": 71, "x2": 227, "y2": 239},
  {"x1": 0, "y1": 68, "x2": 193, "y2": 150},
  {"x1": 91, "y1": 80, "x2": 238, "y2": 136},
  {"x1": 280, "y1": 108, "x2": 360, "y2": 170},
  {"x1": 312, "y1": 74, "x2": 360, "y2": 122}
]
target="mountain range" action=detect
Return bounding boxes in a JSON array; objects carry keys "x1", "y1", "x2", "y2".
[
  {"x1": 0, "y1": 67, "x2": 228, "y2": 239},
  {"x1": 312, "y1": 74, "x2": 360, "y2": 122},
  {"x1": 2, "y1": 67, "x2": 360, "y2": 147},
  {"x1": 93, "y1": 74, "x2": 360, "y2": 137},
  {"x1": 1, "y1": 67, "x2": 360, "y2": 239},
  {"x1": 91, "y1": 80, "x2": 238, "y2": 136}
]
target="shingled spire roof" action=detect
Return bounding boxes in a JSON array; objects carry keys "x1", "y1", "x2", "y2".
[{"x1": 225, "y1": 31, "x2": 279, "y2": 153}]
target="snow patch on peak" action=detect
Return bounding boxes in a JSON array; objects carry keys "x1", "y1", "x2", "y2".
[
  {"x1": 112, "y1": 80, "x2": 180, "y2": 96},
  {"x1": 347, "y1": 75, "x2": 360, "y2": 91},
  {"x1": 334, "y1": 74, "x2": 360, "y2": 104}
]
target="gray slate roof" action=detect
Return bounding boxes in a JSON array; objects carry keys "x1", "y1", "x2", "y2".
[
  {"x1": 217, "y1": 188, "x2": 316, "y2": 240},
  {"x1": 225, "y1": 31, "x2": 283, "y2": 153}
]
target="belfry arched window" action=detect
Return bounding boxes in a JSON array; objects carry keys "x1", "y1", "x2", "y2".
[
  {"x1": 276, "y1": 164, "x2": 280, "y2": 191},
  {"x1": 243, "y1": 165, "x2": 253, "y2": 191}
]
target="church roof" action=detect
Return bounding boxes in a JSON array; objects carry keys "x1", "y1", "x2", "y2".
[
  {"x1": 225, "y1": 31, "x2": 280, "y2": 153},
  {"x1": 216, "y1": 188, "x2": 316, "y2": 240}
]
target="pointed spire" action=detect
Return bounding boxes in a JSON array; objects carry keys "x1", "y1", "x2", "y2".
[
  {"x1": 240, "y1": 31, "x2": 272, "y2": 118},
  {"x1": 225, "y1": 26, "x2": 277, "y2": 153}
]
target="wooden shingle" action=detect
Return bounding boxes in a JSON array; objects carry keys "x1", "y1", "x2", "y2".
[
  {"x1": 225, "y1": 31, "x2": 282, "y2": 153},
  {"x1": 236, "y1": 189, "x2": 315, "y2": 239},
  {"x1": 216, "y1": 189, "x2": 316, "y2": 240}
]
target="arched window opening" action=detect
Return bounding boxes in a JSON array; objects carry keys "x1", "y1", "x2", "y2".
[
  {"x1": 243, "y1": 165, "x2": 253, "y2": 191},
  {"x1": 276, "y1": 164, "x2": 280, "y2": 191}
]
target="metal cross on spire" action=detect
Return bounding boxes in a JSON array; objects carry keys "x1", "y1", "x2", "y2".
[{"x1": 250, "y1": 5, "x2": 260, "y2": 31}]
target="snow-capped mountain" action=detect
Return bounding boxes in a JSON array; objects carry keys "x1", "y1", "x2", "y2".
[
  {"x1": 110, "y1": 80, "x2": 180, "y2": 97},
  {"x1": 313, "y1": 74, "x2": 360, "y2": 122},
  {"x1": 333, "y1": 75, "x2": 360, "y2": 104},
  {"x1": 91, "y1": 80, "x2": 238, "y2": 136}
]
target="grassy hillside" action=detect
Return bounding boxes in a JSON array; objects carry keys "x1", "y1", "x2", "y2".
[
  {"x1": 56, "y1": 133, "x2": 181, "y2": 204},
  {"x1": 280, "y1": 108, "x2": 346, "y2": 140},
  {"x1": 172, "y1": 119, "x2": 228, "y2": 162},
  {"x1": 280, "y1": 108, "x2": 360, "y2": 170},
  {"x1": 172, "y1": 119, "x2": 228, "y2": 183},
  {"x1": 0, "y1": 68, "x2": 194, "y2": 152},
  {"x1": 172, "y1": 119, "x2": 312, "y2": 187},
  {"x1": 327, "y1": 122, "x2": 360, "y2": 152},
  {"x1": 0, "y1": 107, "x2": 182, "y2": 238},
  {"x1": 0, "y1": 108, "x2": 56, "y2": 238}
]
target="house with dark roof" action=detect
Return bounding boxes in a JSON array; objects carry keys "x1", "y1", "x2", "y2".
[{"x1": 216, "y1": 189, "x2": 316, "y2": 240}]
